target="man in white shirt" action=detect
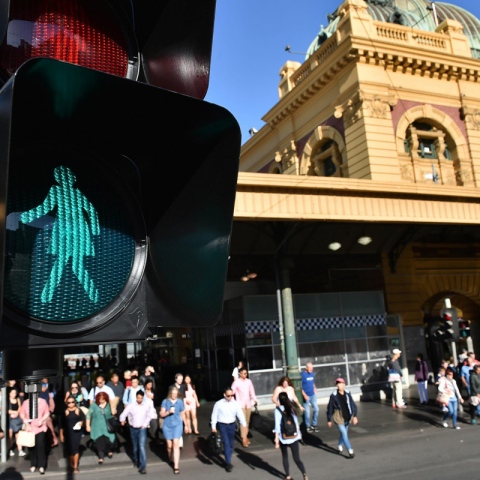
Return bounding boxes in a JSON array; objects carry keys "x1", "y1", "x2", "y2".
[
  {"x1": 120, "y1": 390, "x2": 157, "y2": 475},
  {"x1": 88, "y1": 375, "x2": 116, "y2": 414},
  {"x1": 211, "y1": 388, "x2": 247, "y2": 473}
]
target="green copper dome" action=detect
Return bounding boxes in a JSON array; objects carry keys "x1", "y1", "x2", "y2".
[{"x1": 306, "y1": 0, "x2": 480, "y2": 59}]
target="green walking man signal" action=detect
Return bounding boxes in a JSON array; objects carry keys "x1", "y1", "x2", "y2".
[{"x1": 18, "y1": 166, "x2": 100, "y2": 304}]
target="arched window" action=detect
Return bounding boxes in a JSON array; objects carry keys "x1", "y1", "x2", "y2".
[
  {"x1": 396, "y1": 105, "x2": 472, "y2": 187},
  {"x1": 404, "y1": 121, "x2": 453, "y2": 161},
  {"x1": 309, "y1": 139, "x2": 342, "y2": 177}
]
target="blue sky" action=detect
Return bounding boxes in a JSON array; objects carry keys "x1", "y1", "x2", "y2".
[{"x1": 205, "y1": 1, "x2": 480, "y2": 144}]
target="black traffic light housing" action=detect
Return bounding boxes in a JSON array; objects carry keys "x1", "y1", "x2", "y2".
[
  {"x1": 0, "y1": 58, "x2": 240, "y2": 349},
  {"x1": 429, "y1": 309, "x2": 459, "y2": 342},
  {"x1": 0, "y1": 0, "x2": 217, "y2": 99},
  {"x1": 458, "y1": 318, "x2": 471, "y2": 339},
  {"x1": 130, "y1": 0, "x2": 217, "y2": 98},
  {"x1": 441, "y1": 308, "x2": 459, "y2": 341}
]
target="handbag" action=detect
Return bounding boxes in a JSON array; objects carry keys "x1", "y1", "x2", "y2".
[
  {"x1": 106, "y1": 416, "x2": 120, "y2": 433},
  {"x1": 332, "y1": 409, "x2": 345, "y2": 425},
  {"x1": 101, "y1": 407, "x2": 120, "y2": 434},
  {"x1": 250, "y1": 405, "x2": 262, "y2": 430},
  {"x1": 208, "y1": 432, "x2": 223, "y2": 455},
  {"x1": 18, "y1": 425, "x2": 35, "y2": 448},
  {"x1": 436, "y1": 392, "x2": 450, "y2": 406},
  {"x1": 470, "y1": 395, "x2": 480, "y2": 406}
]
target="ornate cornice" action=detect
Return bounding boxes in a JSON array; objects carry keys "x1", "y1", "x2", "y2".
[{"x1": 266, "y1": 45, "x2": 480, "y2": 131}]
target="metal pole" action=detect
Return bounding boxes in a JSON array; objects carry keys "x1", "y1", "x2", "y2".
[
  {"x1": 275, "y1": 257, "x2": 287, "y2": 375},
  {"x1": 432, "y1": 2, "x2": 439, "y2": 27},
  {"x1": 451, "y1": 341, "x2": 458, "y2": 367},
  {"x1": 279, "y1": 258, "x2": 302, "y2": 402}
]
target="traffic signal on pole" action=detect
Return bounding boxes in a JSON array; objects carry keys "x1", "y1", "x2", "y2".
[
  {"x1": 440, "y1": 308, "x2": 459, "y2": 341},
  {"x1": 458, "y1": 319, "x2": 471, "y2": 338},
  {"x1": 430, "y1": 309, "x2": 459, "y2": 342},
  {"x1": 0, "y1": 1, "x2": 241, "y2": 349}
]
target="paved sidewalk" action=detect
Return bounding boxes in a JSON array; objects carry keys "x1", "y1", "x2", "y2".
[{"x1": 2, "y1": 383, "x2": 468, "y2": 477}]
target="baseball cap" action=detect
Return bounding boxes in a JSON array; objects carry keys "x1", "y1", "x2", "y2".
[
  {"x1": 392, "y1": 348, "x2": 401, "y2": 354},
  {"x1": 335, "y1": 378, "x2": 345, "y2": 384}
]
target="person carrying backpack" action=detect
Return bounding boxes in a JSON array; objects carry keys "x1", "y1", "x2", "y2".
[
  {"x1": 326, "y1": 378, "x2": 358, "y2": 458},
  {"x1": 274, "y1": 392, "x2": 309, "y2": 480}
]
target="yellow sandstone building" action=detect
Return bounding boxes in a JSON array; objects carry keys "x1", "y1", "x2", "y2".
[{"x1": 213, "y1": 0, "x2": 480, "y2": 394}]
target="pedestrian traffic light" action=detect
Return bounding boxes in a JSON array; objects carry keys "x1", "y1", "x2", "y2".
[
  {"x1": 0, "y1": 0, "x2": 241, "y2": 349},
  {"x1": 458, "y1": 319, "x2": 471, "y2": 338}
]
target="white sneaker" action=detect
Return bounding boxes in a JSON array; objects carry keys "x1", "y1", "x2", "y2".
[
  {"x1": 454, "y1": 426, "x2": 461, "y2": 430},
  {"x1": 9, "y1": 450, "x2": 15, "y2": 456},
  {"x1": 348, "y1": 449, "x2": 355, "y2": 458},
  {"x1": 18, "y1": 450, "x2": 26, "y2": 457},
  {"x1": 442, "y1": 406, "x2": 448, "y2": 412},
  {"x1": 443, "y1": 422, "x2": 448, "y2": 428},
  {"x1": 337, "y1": 445, "x2": 343, "y2": 453}
]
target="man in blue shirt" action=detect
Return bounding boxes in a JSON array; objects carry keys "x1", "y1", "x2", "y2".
[{"x1": 301, "y1": 362, "x2": 319, "y2": 432}]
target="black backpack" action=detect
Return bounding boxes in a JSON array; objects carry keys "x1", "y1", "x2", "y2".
[{"x1": 277, "y1": 407, "x2": 298, "y2": 439}]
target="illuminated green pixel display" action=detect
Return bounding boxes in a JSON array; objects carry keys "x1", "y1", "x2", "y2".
[{"x1": 5, "y1": 149, "x2": 137, "y2": 322}]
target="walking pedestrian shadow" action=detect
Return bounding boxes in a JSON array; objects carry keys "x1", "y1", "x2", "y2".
[
  {"x1": 402, "y1": 411, "x2": 443, "y2": 427},
  {"x1": 192, "y1": 436, "x2": 225, "y2": 468},
  {"x1": 234, "y1": 448, "x2": 284, "y2": 478},
  {"x1": 148, "y1": 438, "x2": 170, "y2": 464},
  {"x1": 192, "y1": 437, "x2": 213, "y2": 465},
  {"x1": 302, "y1": 432, "x2": 341, "y2": 455}
]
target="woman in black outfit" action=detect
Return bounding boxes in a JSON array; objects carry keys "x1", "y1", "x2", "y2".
[{"x1": 60, "y1": 396, "x2": 86, "y2": 473}]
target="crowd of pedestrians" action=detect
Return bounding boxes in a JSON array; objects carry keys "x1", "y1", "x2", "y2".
[{"x1": 3, "y1": 348, "x2": 480, "y2": 477}]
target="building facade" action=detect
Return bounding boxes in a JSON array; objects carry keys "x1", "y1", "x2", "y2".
[{"x1": 204, "y1": 0, "x2": 480, "y2": 399}]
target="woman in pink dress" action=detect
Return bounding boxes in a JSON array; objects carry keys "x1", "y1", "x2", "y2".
[{"x1": 183, "y1": 375, "x2": 200, "y2": 434}]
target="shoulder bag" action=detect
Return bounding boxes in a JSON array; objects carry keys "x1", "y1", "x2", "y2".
[
  {"x1": 101, "y1": 407, "x2": 119, "y2": 433},
  {"x1": 18, "y1": 424, "x2": 35, "y2": 448},
  {"x1": 332, "y1": 409, "x2": 345, "y2": 425}
]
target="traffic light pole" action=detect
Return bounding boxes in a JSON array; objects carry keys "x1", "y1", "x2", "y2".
[
  {"x1": 450, "y1": 341, "x2": 458, "y2": 367},
  {"x1": 467, "y1": 337, "x2": 474, "y2": 353}
]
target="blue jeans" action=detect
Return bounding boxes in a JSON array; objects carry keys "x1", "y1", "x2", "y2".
[
  {"x1": 337, "y1": 421, "x2": 352, "y2": 451},
  {"x1": 417, "y1": 381, "x2": 428, "y2": 403},
  {"x1": 129, "y1": 427, "x2": 147, "y2": 471},
  {"x1": 443, "y1": 398, "x2": 458, "y2": 427},
  {"x1": 217, "y1": 422, "x2": 236, "y2": 465},
  {"x1": 303, "y1": 393, "x2": 319, "y2": 427}
]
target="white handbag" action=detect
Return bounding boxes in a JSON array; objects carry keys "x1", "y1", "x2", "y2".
[{"x1": 18, "y1": 425, "x2": 35, "y2": 448}]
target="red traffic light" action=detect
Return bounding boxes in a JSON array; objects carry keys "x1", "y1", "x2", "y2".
[{"x1": 0, "y1": 1, "x2": 135, "y2": 81}]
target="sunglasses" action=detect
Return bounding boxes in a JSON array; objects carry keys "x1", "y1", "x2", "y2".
[{"x1": 67, "y1": 401, "x2": 75, "y2": 405}]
